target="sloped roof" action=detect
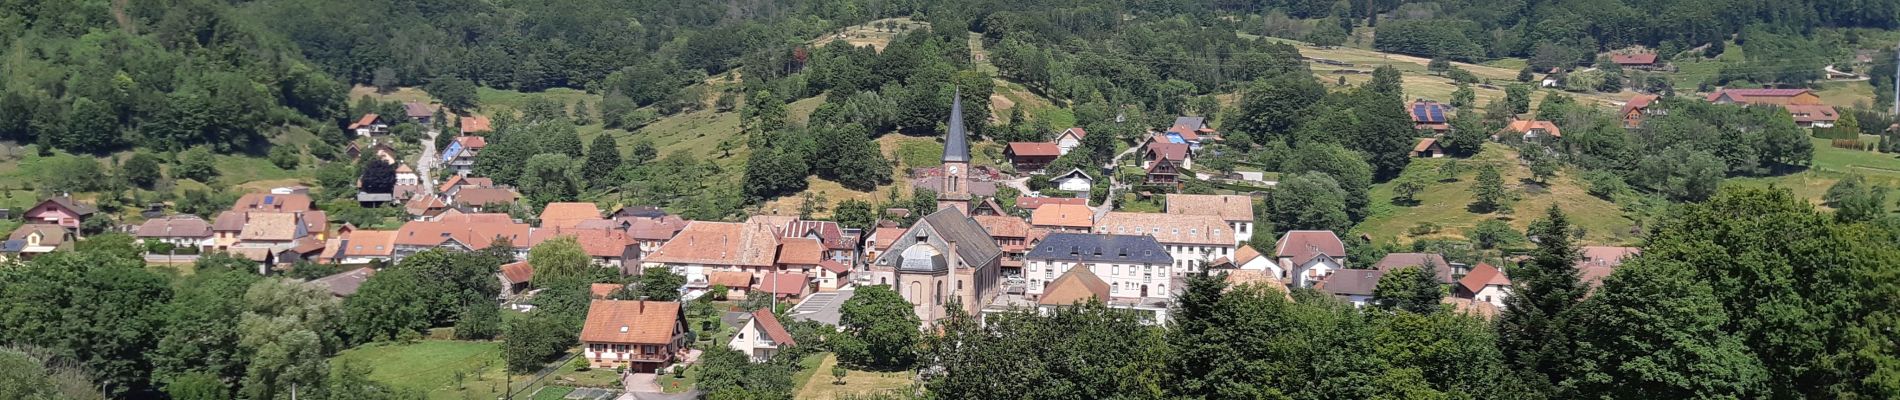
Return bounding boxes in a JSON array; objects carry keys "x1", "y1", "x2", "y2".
[
  {"x1": 37, "y1": 196, "x2": 97, "y2": 215},
  {"x1": 136, "y1": 215, "x2": 212, "y2": 238},
  {"x1": 1095, "y1": 212, "x2": 1233, "y2": 246},
  {"x1": 1026, "y1": 233, "x2": 1172, "y2": 264},
  {"x1": 1146, "y1": 142, "x2": 1190, "y2": 161},
  {"x1": 1409, "y1": 101, "x2": 1450, "y2": 124},
  {"x1": 8, "y1": 224, "x2": 68, "y2": 245},
  {"x1": 1234, "y1": 245, "x2": 1263, "y2": 265},
  {"x1": 876, "y1": 208, "x2": 1005, "y2": 269},
  {"x1": 238, "y1": 213, "x2": 301, "y2": 241},
  {"x1": 539, "y1": 202, "x2": 603, "y2": 229},
  {"x1": 625, "y1": 215, "x2": 689, "y2": 241},
  {"x1": 212, "y1": 211, "x2": 247, "y2": 231},
  {"x1": 393, "y1": 214, "x2": 531, "y2": 249},
  {"x1": 1016, "y1": 196, "x2": 1088, "y2": 210},
  {"x1": 1458, "y1": 263, "x2": 1510, "y2": 294},
  {"x1": 592, "y1": 283, "x2": 624, "y2": 299},
  {"x1": 457, "y1": 135, "x2": 488, "y2": 149},
  {"x1": 1058, "y1": 127, "x2": 1087, "y2": 140},
  {"x1": 1039, "y1": 266, "x2": 1109, "y2": 306},
  {"x1": 1222, "y1": 269, "x2": 1292, "y2": 300},
  {"x1": 1784, "y1": 104, "x2": 1840, "y2": 123},
  {"x1": 775, "y1": 237, "x2": 826, "y2": 265},
  {"x1": 500, "y1": 261, "x2": 533, "y2": 285},
  {"x1": 748, "y1": 309, "x2": 796, "y2": 346},
  {"x1": 972, "y1": 215, "x2": 1031, "y2": 239},
  {"x1": 460, "y1": 116, "x2": 492, "y2": 134},
  {"x1": 349, "y1": 113, "x2": 381, "y2": 130},
  {"x1": 580, "y1": 300, "x2": 682, "y2": 344},
  {"x1": 1620, "y1": 94, "x2": 1658, "y2": 116},
  {"x1": 1705, "y1": 88, "x2": 1812, "y2": 102},
  {"x1": 783, "y1": 220, "x2": 850, "y2": 250},
  {"x1": 1317, "y1": 269, "x2": 1384, "y2": 296},
  {"x1": 643, "y1": 221, "x2": 779, "y2": 267},
  {"x1": 1030, "y1": 204, "x2": 1094, "y2": 228},
  {"x1": 1505, "y1": 119, "x2": 1562, "y2": 138},
  {"x1": 453, "y1": 188, "x2": 520, "y2": 208},
  {"x1": 1007, "y1": 142, "x2": 1061, "y2": 157},
  {"x1": 403, "y1": 102, "x2": 433, "y2": 118},
  {"x1": 755, "y1": 272, "x2": 808, "y2": 295},
  {"x1": 528, "y1": 227, "x2": 636, "y2": 258},
  {"x1": 334, "y1": 229, "x2": 398, "y2": 257},
  {"x1": 1275, "y1": 230, "x2": 1345, "y2": 264},
  {"x1": 1373, "y1": 253, "x2": 1455, "y2": 284},
  {"x1": 310, "y1": 267, "x2": 376, "y2": 297},
  {"x1": 709, "y1": 271, "x2": 753, "y2": 288},
  {"x1": 1165, "y1": 194, "x2": 1254, "y2": 223},
  {"x1": 1414, "y1": 138, "x2": 1441, "y2": 153},
  {"x1": 233, "y1": 193, "x2": 313, "y2": 213}
]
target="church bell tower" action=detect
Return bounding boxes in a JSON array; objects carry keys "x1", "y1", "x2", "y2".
[{"x1": 937, "y1": 90, "x2": 972, "y2": 213}]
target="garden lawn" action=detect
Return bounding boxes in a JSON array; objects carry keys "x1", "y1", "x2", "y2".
[
  {"x1": 1355, "y1": 143, "x2": 1636, "y2": 246},
  {"x1": 330, "y1": 340, "x2": 521, "y2": 400},
  {"x1": 531, "y1": 386, "x2": 575, "y2": 400},
  {"x1": 794, "y1": 353, "x2": 913, "y2": 400},
  {"x1": 1730, "y1": 138, "x2": 1900, "y2": 206}
]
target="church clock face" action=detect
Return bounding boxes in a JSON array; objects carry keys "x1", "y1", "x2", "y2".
[{"x1": 947, "y1": 165, "x2": 959, "y2": 174}]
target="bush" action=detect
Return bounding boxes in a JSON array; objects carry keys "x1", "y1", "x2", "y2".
[
  {"x1": 1582, "y1": 170, "x2": 1630, "y2": 199},
  {"x1": 1408, "y1": 222, "x2": 1441, "y2": 237}
]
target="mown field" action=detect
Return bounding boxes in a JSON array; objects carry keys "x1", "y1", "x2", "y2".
[{"x1": 1356, "y1": 143, "x2": 1637, "y2": 246}]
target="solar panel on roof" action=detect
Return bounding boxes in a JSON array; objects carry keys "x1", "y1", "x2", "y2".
[
  {"x1": 1413, "y1": 104, "x2": 1427, "y2": 120},
  {"x1": 264, "y1": 195, "x2": 275, "y2": 205},
  {"x1": 1428, "y1": 106, "x2": 1445, "y2": 123}
]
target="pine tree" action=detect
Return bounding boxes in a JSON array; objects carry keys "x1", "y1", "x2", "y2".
[
  {"x1": 582, "y1": 133, "x2": 622, "y2": 189},
  {"x1": 1496, "y1": 205, "x2": 1585, "y2": 390},
  {"x1": 1471, "y1": 164, "x2": 1508, "y2": 213}
]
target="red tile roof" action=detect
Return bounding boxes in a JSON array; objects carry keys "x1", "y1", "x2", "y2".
[
  {"x1": 460, "y1": 116, "x2": 492, "y2": 135},
  {"x1": 1147, "y1": 142, "x2": 1190, "y2": 161},
  {"x1": 1784, "y1": 104, "x2": 1840, "y2": 123},
  {"x1": 1414, "y1": 138, "x2": 1440, "y2": 153},
  {"x1": 394, "y1": 214, "x2": 530, "y2": 250},
  {"x1": 592, "y1": 283, "x2": 624, "y2": 299},
  {"x1": 539, "y1": 202, "x2": 603, "y2": 229},
  {"x1": 1007, "y1": 142, "x2": 1061, "y2": 157},
  {"x1": 500, "y1": 261, "x2": 533, "y2": 285},
  {"x1": 1506, "y1": 120, "x2": 1562, "y2": 138},
  {"x1": 643, "y1": 221, "x2": 779, "y2": 267},
  {"x1": 528, "y1": 227, "x2": 637, "y2": 258},
  {"x1": 1040, "y1": 267, "x2": 1109, "y2": 306},
  {"x1": 1058, "y1": 127, "x2": 1087, "y2": 140},
  {"x1": 819, "y1": 260, "x2": 850, "y2": 274},
  {"x1": 234, "y1": 193, "x2": 314, "y2": 213},
  {"x1": 333, "y1": 230, "x2": 398, "y2": 257},
  {"x1": 349, "y1": 114, "x2": 381, "y2": 130},
  {"x1": 755, "y1": 272, "x2": 808, "y2": 295},
  {"x1": 1705, "y1": 88, "x2": 1814, "y2": 103},
  {"x1": 1164, "y1": 194, "x2": 1254, "y2": 222},
  {"x1": 749, "y1": 309, "x2": 796, "y2": 346},
  {"x1": 579, "y1": 300, "x2": 682, "y2": 344},
  {"x1": 1016, "y1": 196, "x2": 1088, "y2": 210},
  {"x1": 1621, "y1": 94, "x2": 1658, "y2": 116},
  {"x1": 1030, "y1": 204, "x2": 1094, "y2": 228},
  {"x1": 775, "y1": 237, "x2": 826, "y2": 265},
  {"x1": 782, "y1": 220, "x2": 850, "y2": 250},
  {"x1": 708, "y1": 271, "x2": 753, "y2": 288},
  {"x1": 1458, "y1": 262, "x2": 1510, "y2": 294},
  {"x1": 1275, "y1": 230, "x2": 1345, "y2": 265},
  {"x1": 457, "y1": 135, "x2": 488, "y2": 150},
  {"x1": 972, "y1": 215, "x2": 1031, "y2": 239}
]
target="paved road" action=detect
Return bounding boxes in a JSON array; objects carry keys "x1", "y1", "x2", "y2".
[
  {"x1": 417, "y1": 127, "x2": 440, "y2": 190},
  {"x1": 1093, "y1": 146, "x2": 1140, "y2": 221}
]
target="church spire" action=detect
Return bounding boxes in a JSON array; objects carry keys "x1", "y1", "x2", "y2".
[{"x1": 943, "y1": 89, "x2": 969, "y2": 163}]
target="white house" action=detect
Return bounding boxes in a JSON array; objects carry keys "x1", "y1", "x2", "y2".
[
  {"x1": 1024, "y1": 233, "x2": 1175, "y2": 300},
  {"x1": 1052, "y1": 168, "x2": 1093, "y2": 193},
  {"x1": 348, "y1": 114, "x2": 389, "y2": 137},
  {"x1": 1093, "y1": 212, "x2": 1234, "y2": 276},
  {"x1": 729, "y1": 309, "x2": 797, "y2": 362},
  {"x1": 1165, "y1": 194, "x2": 1254, "y2": 247},
  {"x1": 1457, "y1": 262, "x2": 1512, "y2": 308},
  {"x1": 134, "y1": 215, "x2": 216, "y2": 250},
  {"x1": 1275, "y1": 230, "x2": 1346, "y2": 287},
  {"x1": 1054, "y1": 127, "x2": 1086, "y2": 155},
  {"x1": 1226, "y1": 245, "x2": 1282, "y2": 278},
  {"x1": 1316, "y1": 269, "x2": 1383, "y2": 307}
]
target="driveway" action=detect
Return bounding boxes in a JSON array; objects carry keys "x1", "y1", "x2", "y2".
[
  {"x1": 564, "y1": 387, "x2": 621, "y2": 400},
  {"x1": 416, "y1": 127, "x2": 439, "y2": 188},
  {"x1": 625, "y1": 373, "x2": 661, "y2": 393},
  {"x1": 789, "y1": 289, "x2": 854, "y2": 326}
]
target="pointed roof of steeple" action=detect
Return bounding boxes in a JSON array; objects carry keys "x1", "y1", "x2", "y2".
[{"x1": 943, "y1": 89, "x2": 970, "y2": 163}]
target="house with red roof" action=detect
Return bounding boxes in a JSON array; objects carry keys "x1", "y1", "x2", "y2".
[
  {"x1": 1619, "y1": 94, "x2": 1661, "y2": 129},
  {"x1": 1505, "y1": 119, "x2": 1562, "y2": 140},
  {"x1": 1275, "y1": 230, "x2": 1346, "y2": 287},
  {"x1": 1455, "y1": 263, "x2": 1512, "y2": 308},
  {"x1": 460, "y1": 115, "x2": 492, "y2": 136},
  {"x1": 729, "y1": 309, "x2": 796, "y2": 362},
  {"x1": 1609, "y1": 52, "x2": 1661, "y2": 70},
  {"x1": 1054, "y1": 127, "x2": 1087, "y2": 155},
  {"x1": 1005, "y1": 142, "x2": 1060, "y2": 171},
  {"x1": 580, "y1": 300, "x2": 687, "y2": 372},
  {"x1": 349, "y1": 114, "x2": 390, "y2": 137},
  {"x1": 1706, "y1": 88, "x2": 1838, "y2": 128},
  {"x1": 25, "y1": 196, "x2": 96, "y2": 231}
]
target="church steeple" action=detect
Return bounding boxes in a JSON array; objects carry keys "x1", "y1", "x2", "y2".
[{"x1": 943, "y1": 89, "x2": 969, "y2": 163}]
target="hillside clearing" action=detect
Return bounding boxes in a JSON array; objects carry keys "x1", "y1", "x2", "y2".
[
  {"x1": 330, "y1": 340, "x2": 518, "y2": 400},
  {"x1": 1356, "y1": 143, "x2": 1636, "y2": 246}
]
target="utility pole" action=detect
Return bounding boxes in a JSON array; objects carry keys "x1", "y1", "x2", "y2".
[{"x1": 1891, "y1": 45, "x2": 1899, "y2": 115}]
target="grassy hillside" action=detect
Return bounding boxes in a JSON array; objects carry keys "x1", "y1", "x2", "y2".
[
  {"x1": 1249, "y1": 35, "x2": 1631, "y2": 111},
  {"x1": 1356, "y1": 143, "x2": 1637, "y2": 246}
]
